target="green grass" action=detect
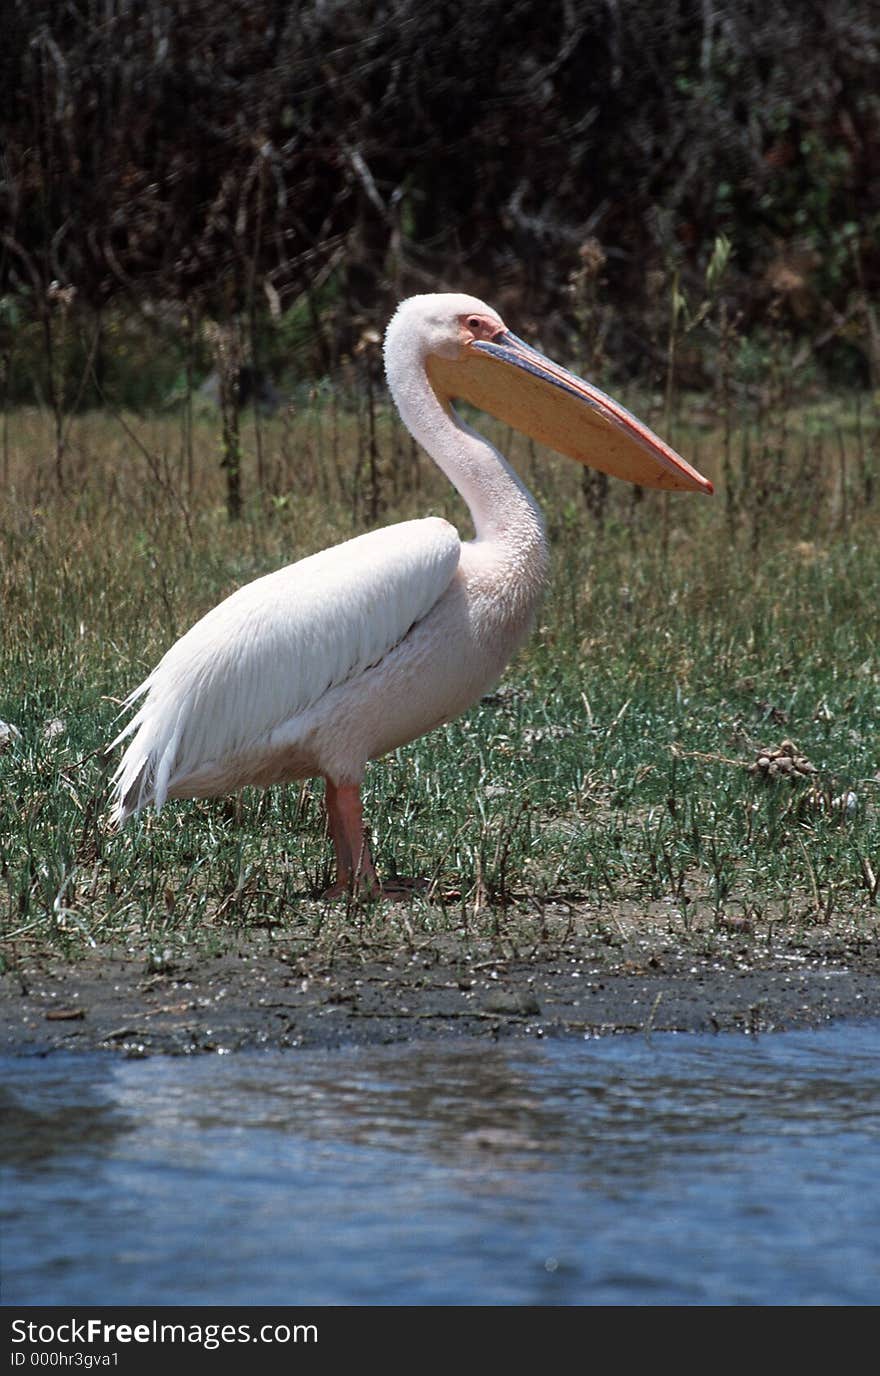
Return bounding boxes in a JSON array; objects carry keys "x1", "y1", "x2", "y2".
[{"x1": 1, "y1": 395, "x2": 878, "y2": 962}]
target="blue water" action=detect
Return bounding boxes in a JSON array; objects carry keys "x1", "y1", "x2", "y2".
[{"x1": 2, "y1": 1025, "x2": 879, "y2": 1306}]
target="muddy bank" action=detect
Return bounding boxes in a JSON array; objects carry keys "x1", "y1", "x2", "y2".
[{"x1": 3, "y1": 917, "x2": 879, "y2": 1056}]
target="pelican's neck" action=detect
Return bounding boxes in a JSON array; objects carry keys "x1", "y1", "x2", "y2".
[{"x1": 386, "y1": 345, "x2": 547, "y2": 562}]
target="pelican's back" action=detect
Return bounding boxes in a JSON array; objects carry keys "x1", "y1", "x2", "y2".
[{"x1": 109, "y1": 517, "x2": 460, "y2": 822}]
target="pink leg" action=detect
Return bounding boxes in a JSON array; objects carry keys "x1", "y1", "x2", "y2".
[{"x1": 323, "y1": 779, "x2": 380, "y2": 899}]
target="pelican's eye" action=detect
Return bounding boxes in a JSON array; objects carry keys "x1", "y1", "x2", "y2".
[{"x1": 462, "y1": 313, "x2": 503, "y2": 342}]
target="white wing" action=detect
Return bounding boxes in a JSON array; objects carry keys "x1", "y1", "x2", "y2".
[{"x1": 110, "y1": 516, "x2": 461, "y2": 820}]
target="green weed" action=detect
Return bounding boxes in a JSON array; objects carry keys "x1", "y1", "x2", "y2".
[{"x1": 1, "y1": 394, "x2": 877, "y2": 959}]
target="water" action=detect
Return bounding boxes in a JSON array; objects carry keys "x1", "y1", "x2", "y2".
[{"x1": 3, "y1": 1024, "x2": 879, "y2": 1306}]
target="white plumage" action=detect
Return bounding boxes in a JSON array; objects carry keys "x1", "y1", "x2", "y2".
[
  {"x1": 110, "y1": 517, "x2": 460, "y2": 821},
  {"x1": 110, "y1": 292, "x2": 711, "y2": 896}
]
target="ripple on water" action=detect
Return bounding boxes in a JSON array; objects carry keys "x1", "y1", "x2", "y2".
[{"x1": 2, "y1": 1023, "x2": 879, "y2": 1305}]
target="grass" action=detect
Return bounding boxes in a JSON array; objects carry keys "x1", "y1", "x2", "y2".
[{"x1": 1, "y1": 388, "x2": 878, "y2": 966}]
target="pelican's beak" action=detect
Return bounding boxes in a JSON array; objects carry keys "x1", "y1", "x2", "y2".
[{"x1": 427, "y1": 331, "x2": 713, "y2": 494}]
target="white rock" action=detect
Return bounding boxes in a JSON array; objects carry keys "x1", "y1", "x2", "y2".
[{"x1": 0, "y1": 719, "x2": 22, "y2": 751}]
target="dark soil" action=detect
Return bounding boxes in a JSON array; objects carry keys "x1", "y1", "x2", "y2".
[{"x1": 3, "y1": 912, "x2": 879, "y2": 1057}]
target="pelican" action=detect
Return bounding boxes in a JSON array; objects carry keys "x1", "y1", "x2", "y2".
[{"x1": 110, "y1": 293, "x2": 711, "y2": 896}]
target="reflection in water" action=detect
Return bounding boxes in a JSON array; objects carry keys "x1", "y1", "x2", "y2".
[{"x1": 2, "y1": 1026, "x2": 879, "y2": 1305}]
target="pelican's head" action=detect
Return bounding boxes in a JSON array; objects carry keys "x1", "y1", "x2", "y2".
[
  {"x1": 385, "y1": 292, "x2": 713, "y2": 495},
  {"x1": 384, "y1": 292, "x2": 506, "y2": 363}
]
